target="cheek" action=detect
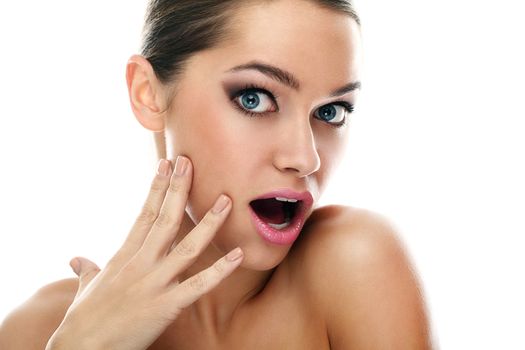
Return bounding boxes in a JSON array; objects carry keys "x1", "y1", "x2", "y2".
[{"x1": 173, "y1": 98, "x2": 255, "y2": 224}]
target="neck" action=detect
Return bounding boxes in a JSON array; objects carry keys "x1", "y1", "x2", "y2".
[{"x1": 174, "y1": 212, "x2": 275, "y2": 335}]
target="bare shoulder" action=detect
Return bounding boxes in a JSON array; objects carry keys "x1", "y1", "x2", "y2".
[
  {"x1": 0, "y1": 278, "x2": 78, "y2": 350},
  {"x1": 288, "y1": 205, "x2": 434, "y2": 349}
]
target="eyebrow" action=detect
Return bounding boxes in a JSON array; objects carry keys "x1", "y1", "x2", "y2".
[{"x1": 225, "y1": 60, "x2": 361, "y2": 97}]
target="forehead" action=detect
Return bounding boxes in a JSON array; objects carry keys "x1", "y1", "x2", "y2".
[{"x1": 186, "y1": 0, "x2": 361, "y2": 89}]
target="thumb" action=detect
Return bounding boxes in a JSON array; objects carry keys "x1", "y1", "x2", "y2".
[{"x1": 69, "y1": 257, "x2": 101, "y2": 295}]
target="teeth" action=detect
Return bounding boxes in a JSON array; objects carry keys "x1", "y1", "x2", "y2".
[
  {"x1": 268, "y1": 218, "x2": 292, "y2": 230},
  {"x1": 275, "y1": 197, "x2": 298, "y2": 203}
]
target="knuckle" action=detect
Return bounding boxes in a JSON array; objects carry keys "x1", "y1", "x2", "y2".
[
  {"x1": 121, "y1": 256, "x2": 146, "y2": 276},
  {"x1": 200, "y1": 214, "x2": 217, "y2": 230},
  {"x1": 189, "y1": 274, "x2": 207, "y2": 292},
  {"x1": 174, "y1": 239, "x2": 197, "y2": 257},
  {"x1": 137, "y1": 205, "x2": 158, "y2": 226},
  {"x1": 168, "y1": 180, "x2": 185, "y2": 195},
  {"x1": 150, "y1": 178, "x2": 165, "y2": 193},
  {"x1": 120, "y1": 261, "x2": 137, "y2": 275},
  {"x1": 213, "y1": 259, "x2": 225, "y2": 274},
  {"x1": 155, "y1": 212, "x2": 173, "y2": 228}
]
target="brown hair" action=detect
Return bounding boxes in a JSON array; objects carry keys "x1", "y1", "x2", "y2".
[
  {"x1": 141, "y1": 0, "x2": 360, "y2": 84},
  {"x1": 139, "y1": 0, "x2": 360, "y2": 158}
]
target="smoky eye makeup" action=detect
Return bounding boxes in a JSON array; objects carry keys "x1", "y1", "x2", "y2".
[
  {"x1": 221, "y1": 75, "x2": 281, "y2": 117},
  {"x1": 223, "y1": 78, "x2": 279, "y2": 101},
  {"x1": 226, "y1": 83, "x2": 280, "y2": 117},
  {"x1": 221, "y1": 78, "x2": 356, "y2": 127}
]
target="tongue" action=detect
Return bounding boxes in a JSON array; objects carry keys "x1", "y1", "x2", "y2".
[{"x1": 251, "y1": 199, "x2": 286, "y2": 224}]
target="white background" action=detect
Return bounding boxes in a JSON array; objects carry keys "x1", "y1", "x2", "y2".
[{"x1": 1, "y1": 1, "x2": 524, "y2": 349}]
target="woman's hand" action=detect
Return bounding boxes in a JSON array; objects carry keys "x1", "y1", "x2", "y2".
[{"x1": 45, "y1": 156, "x2": 243, "y2": 350}]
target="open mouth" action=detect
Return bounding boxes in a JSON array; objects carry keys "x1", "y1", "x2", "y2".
[{"x1": 249, "y1": 198, "x2": 302, "y2": 230}]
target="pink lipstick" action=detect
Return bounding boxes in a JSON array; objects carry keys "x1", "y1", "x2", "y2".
[{"x1": 248, "y1": 189, "x2": 314, "y2": 245}]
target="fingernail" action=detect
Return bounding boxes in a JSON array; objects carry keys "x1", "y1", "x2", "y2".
[
  {"x1": 212, "y1": 195, "x2": 230, "y2": 214},
  {"x1": 226, "y1": 247, "x2": 243, "y2": 262},
  {"x1": 70, "y1": 258, "x2": 81, "y2": 275},
  {"x1": 157, "y1": 159, "x2": 171, "y2": 177},
  {"x1": 174, "y1": 156, "x2": 188, "y2": 176}
]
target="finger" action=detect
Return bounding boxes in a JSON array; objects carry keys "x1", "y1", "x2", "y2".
[
  {"x1": 70, "y1": 257, "x2": 101, "y2": 297},
  {"x1": 108, "y1": 159, "x2": 172, "y2": 270},
  {"x1": 167, "y1": 247, "x2": 244, "y2": 309},
  {"x1": 151, "y1": 194, "x2": 232, "y2": 285},
  {"x1": 139, "y1": 156, "x2": 192, "y2": 260}
]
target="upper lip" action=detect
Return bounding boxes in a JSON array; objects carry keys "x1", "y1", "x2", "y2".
[{"x1": 251, "y1": 188, "x2": 314, "y2": 210}]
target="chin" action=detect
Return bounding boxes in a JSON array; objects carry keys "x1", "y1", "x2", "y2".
[
  {"x1": 215, "y1": 214, "x2": 293, "y2": 271},
  {"x1": 240, "y1": 244, "x2": 291, "y2": 271},
  {"x1": 235, "y1": 249, "x2": 286, "y2": 271}
]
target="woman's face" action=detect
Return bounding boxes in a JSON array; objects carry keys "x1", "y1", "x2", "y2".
[{"x1": 163, "y1": 0, "x2": 362, "y2": 270}]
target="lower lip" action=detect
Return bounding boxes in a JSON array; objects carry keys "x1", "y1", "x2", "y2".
[{"x1": 248, "y1": 203, "x2": 307, "y2": 245}]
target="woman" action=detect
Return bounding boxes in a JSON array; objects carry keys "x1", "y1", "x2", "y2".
[{"x1": 0, "y1": 0, "x2": 433, "y2": 348}]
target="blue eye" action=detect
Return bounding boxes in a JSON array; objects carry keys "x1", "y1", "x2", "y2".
[
  {"x1": 233, "y1": 88, "x2": 277, "y2": 115},
  {"x1": 314, "y1": 102, "x2": 353, "y2": 127},
  {"x1": 241, "y1": 92, "x2": 260, "y2": 109},
  {"x1": 231, "y1": 85, "x2": 353, "y2": 127}
]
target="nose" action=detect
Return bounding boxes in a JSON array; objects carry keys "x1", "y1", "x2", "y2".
[{"x1": 272, "y1": 117, "x2": 321, "y2": 177}]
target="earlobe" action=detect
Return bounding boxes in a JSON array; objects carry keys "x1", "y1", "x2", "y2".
[{"x1": 126, "y1": 54, "x2": 166, "y2": 132}]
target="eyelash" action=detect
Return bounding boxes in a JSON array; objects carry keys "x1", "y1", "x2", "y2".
[
  {"x1": 230, "y1": 83, "x2": 279, "y2": 117},
  {"x1": 230, "y1": 83, "x2": 354, "y2": 128}
]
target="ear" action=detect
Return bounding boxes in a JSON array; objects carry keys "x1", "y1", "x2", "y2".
[{"x1": 126, "y1": 54, "x2": 167, "y2": 132}]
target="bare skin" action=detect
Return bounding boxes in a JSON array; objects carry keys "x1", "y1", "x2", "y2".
[
  {"x1": 0, "y1": 184, "x2": 432, "y2": 349},
  {"x1": 0, "y1": 1, "x2": 434, "y2": 349}
]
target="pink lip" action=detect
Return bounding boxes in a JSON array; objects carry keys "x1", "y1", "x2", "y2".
[{"x1": 248, "y1": 189, "x2": 314, "y2": 245}]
